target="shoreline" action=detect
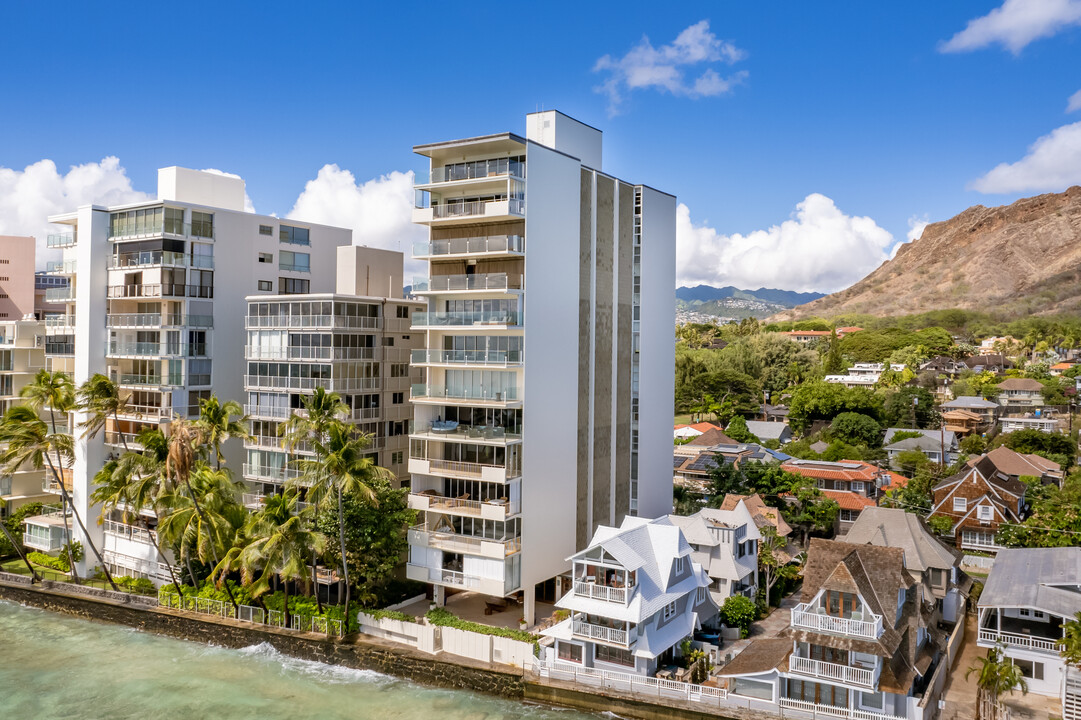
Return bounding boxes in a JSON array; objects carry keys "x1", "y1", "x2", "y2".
[{"x1": 0, "y1": 578, "x2": 750, "y2": 720}]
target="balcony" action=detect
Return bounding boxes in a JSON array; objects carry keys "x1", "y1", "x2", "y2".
[
  {"x1": 106, "y1": 313, "x2": 213, "y2": 329},
  {"x1": 45, "y1": 316, "x2": 76, "y2": 334},
  {"x1": 244, "y1": 314, "x2": 381, "y2": 330},
  {"x1": 105, "y1": 431, "x2": 144, "y2": 450},
  {"x1": 108, "y1": 250, "x2": 214, "y2": 270},
  {"x1": 413, "y1": 273, "x2": 523, "y2": 294},
  {"x1": 408, "y1": 525, "x2": 520, "y2": 559},
  {"x1": 977, "y1": 629, "x2": 1061, "y2": 654},
  {"x1": 960, "y1": 531, "x2": 1005, "y2": 552},
  {"x1": 573, "y1": 581, "x2": 630, "y2": 604},
  {"x1": 411, "y1": 310, "x2": 521, "y2": 329},
  {"x1": 572, "y1": 618, "x2": 635, "y2": 647},
  {"x1": 408, "y1": 457, "x2": 514, "y2": 483},
  {"x1": 45, "y1": 260, "x2": 77, "y2": 274},
  {"x1": 109, "y1": 221, "x2": 214, "y2": 241},
  {"x1": 107, "y1": 284, "x2": 214, "y2": 299},
  {"x1": 791, "y1": 603, "x2": 884, "y2": 639},
  {"x1": 244, "y1": 404, "x2": 292, "y2": 420},
  {"x1": 112, "y1": 374, "x2": 167, "y2": 388},
  {"x1": 788, "y1": 653, "x2": 879, "y2": 690},
  {"x1": 242, "y1": 464, "x2": 304, "y2": 483},
  {"x1": 116, "y1": 403, "x2": 172, "y2": 420},
  {"x1": 44, "y1": 341, "x2": 75, "y2": 356},
  {"x1": 413, "y1": 234, "x2": 524, "y2": 259},
  {"x1": 413, "y1": 199, "x2": 525, "y2": 226},
  {"x1": 46, "y1": 233, "x2": 76, "y2": 248},
  {"x1": 244, "y1": 346, "x2": 379, "y2": 361},
  {"x1": 45, "y1": 287, "x2": 74, "y2": 302},
  {"x1": 405, "y1": 563, "x2": 517, "y2": 597},
  {"x1": 242, "y1": 492, "x2": 309, "y2": 513},
  {"x1": 103, "y1": 519, "x2": 157, "y2": 546},
  {"x1": 418, "y1": 159, "x2": 525, "y2": 185},
  {"x1": 778, "y1": 698, "x2": 906, "y2": 720},
  {"x1": 411, "y1": 424, "x2": 521, "y2": 446},
  {"x1": 411, "y1": 349, "x2": 523, "y2": 368},
  {"x1": 411, "y1": 385, "x2": 520, "y2": 406},
  {"x1": 108, "y1": 342, "x2": 208, "y2": 358},
  {"x1": 408, "y1": 491, "x2": 518, "y2": 520}
]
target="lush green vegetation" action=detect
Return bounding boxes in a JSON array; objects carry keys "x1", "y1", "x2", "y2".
[
  {"x1": 719, "y1": 595, "x2": 757, "y2": 638},
  {"x1": 998, "y1": 473, "x2": 1081, "y2": 548},
  {"x1": 27, "y1": 551, "x2": 69, "y2": 572},
  {"x1": 425, "y1": 607, "x2": 538, "y2": 645}
]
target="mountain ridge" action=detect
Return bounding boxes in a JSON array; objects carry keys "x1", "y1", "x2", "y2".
[{"x1": 677, "y1": 284, "x2": 826, "y2": 308}]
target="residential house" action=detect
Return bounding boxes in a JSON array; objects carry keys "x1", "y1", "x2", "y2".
[
  {"x1": 674, "y1": 421, "x2": 724, "y2": 440},
  {"x1": 762, "y1": 404, "x2": 790, "y2": 423},
  {"x1": 980, "y1": 445, "x2": 1062, "y2": 487},
  {"x1": 781, "y1": 460, "x2": 894, "y2": 532},
  {"x1": 920, "y1": 356, "x2": 966, "y2": 377},
  {"x1": 929, "y1": 454, "x2": 1027, "y2": 553},
  {"x1": 674, "y1": 440, "x2": 791, "y2": 492},
  {"x1": 541, "y1": 516, "x2": 718, "y2": 676},
  {"x1": 718, "y1": 538, "x2": 943, "y2": 719},
  {"x1": 883, "y1": 429, "x2": 958, "y2": 469},
  {"x1": 668, "y1": 501, "x2": 761, "y2": 604},
  {"x1": 825, "y1": 363, "x2": 905, "y2": 388},
  {"x1": 963, "y1": 354, "x2": 1013, "y2": 373},
  {"x1": 845, "y1": 507, "x2": 969, "y2": 624},
  {"x1": 745, "y1": 420, "x2": 793, "y2": 445},
  {"x1": 1049, "y1": 361, "x2": 1075, "y2": 376},
  {"x1": 999, "y1": 416, "x2": 1059, "y2": 434},
  {"x1": 939, "y1": 396, "x2": 999, "y2": 428},
  {"x1": 980, "y1": 336, "x2": 1017, "y2": 353},
  {"x1": 720, "y1": 493, "x2": 794, "y2": 547},
  {"x1": 977, "y1": 548, "x2": 1081, "y2": 703},
  {"x1": 995, "y1": 378, "x2": 1045, "y2": 410},
  {"x1": 780, "y1": 330, "x2": 831, "y2": 344},
  {"x1": 940, "y1": 409, "x2": 983, "y2": 437}
]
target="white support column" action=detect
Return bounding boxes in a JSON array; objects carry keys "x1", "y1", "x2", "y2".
[
  {"x1": 524, "y1": 583, "x2": 536, "y2": 626},
  {"x1": 434, "y1": 585, "x2": 445, "y2": 607}
]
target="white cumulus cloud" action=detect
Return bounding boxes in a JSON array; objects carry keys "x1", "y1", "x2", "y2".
[
  {"x1": 287, "y1": 165, "x2": 427, "y2": 278},
  {"x1": 0, "y1": 157, "x2": 152, "y2": 268},
  {"x1": 940, "y1": 0, "x2": 1081, "y2": 54},
  {"x1": 593, "y1": 20, "x2": 747, "y2": 116},
  {"x1": 969, "y1": 121, "x2": 1081, "y2": 193},
  {"x1": 676, "y1": 194, "x2": 895, "y2": 294},
  {"x1": 1068, "y1": 89, "x2": 1081, "y2": 113}
]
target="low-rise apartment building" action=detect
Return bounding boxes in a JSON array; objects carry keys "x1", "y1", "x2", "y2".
[{"x1": 540, "y1": 516, "x2": 717, "y2": 676}]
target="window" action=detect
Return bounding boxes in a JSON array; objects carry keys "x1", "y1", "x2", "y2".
[
  {"x1": 278, "y1": 277, "x2": 310, "y2": 294},
  {"x1": 396, "y1": 305, "x2": 409, "y2": 318},
  {"x1": 696, "y1": 587, "x2": 707, "y2": 604},
  {"x1": 279, "y1": 225, "x2": 310, "y2": 245},
  {"x1": 558, "y1": 642, "x2": 583, "y2": 664},
  {"x1": 663, "y1": 601, "x2": 677, "y2": 620},
  {"x1": 390, "y1": 363, "x2": 408, "y2": 378},
  {"x1": 851, "y1": 481, "x2": 865, "y2": 493},
  {"x1": 953, "y1": 497, "x2": 967, "y2": 512},
  {"x1": 392, "y1": 392, "x2": 404, "y2": 404},
  {"x1": 387, "y1": 421, "x2": 405, "y2": 437},
  {"x1": 259, "y1": 224, "x2": 273, "y2": 236},
  {"x1": 258, "y1": 280, "x2": 273, "y2": 292},
  {"x1": 191, "y1": 211, "x2": 214, "y2": 238},
  {"x1": 674, "y1": 556, "x2": 684, "y2": 574},
  {"x1": 384, "y1": 337, "x2": 394, "y2": 346},
  {"x1": 840, "y1": 509, "x2": 858, "y2": 522},
  {"x1": 279, "y1": 250, "x2": 310, "y2": 272},
  {"x1": 1012, "y1": 659, "x2": 1044, "y2": 681},
  {"x1": 977, "y1": 505, "x2": 993, "y2": 521},
  {"x1": 859, "y1": 691, "x2": 884, "y2": 710},
  {"x1": 258, "y1": 253, "x2": 273, "y2": 263},
  {"x1": 595, "y1": 644, "x2": 634, "y2": 668},
  {"x1": 391, "y1": 451, "x2": 403, "y2": 465}
]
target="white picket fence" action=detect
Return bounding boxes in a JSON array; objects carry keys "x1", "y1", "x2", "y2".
[{"x1": 157, "y1": 589, "x2": 343, "y2": 637}]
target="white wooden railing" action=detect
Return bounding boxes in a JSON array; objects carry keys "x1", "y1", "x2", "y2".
[
  {"x1": 572, "y1": 618, "x2": 631, "y2": 645},
  {"x1": 778, "y1": 697, "x2": 907, "y2": 720},
  {"x1": 791, "y1": 603, "x2": 883, "y2": 638},
  {"x1": 789, "y1": 654, "x2": 877, "y2": 689},
  {"x1": 573, "y1": 580, "x2": 628, "y2": 604},
  {"x1": 537, "y1": 660, "x2": 728, "y2": 706},
  {"x1": 979, "y1": 629, "x2": 1060, "y2": 653}
]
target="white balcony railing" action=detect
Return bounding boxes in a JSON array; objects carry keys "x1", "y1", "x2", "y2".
[
  {"x1": 412, "y1": 234, "x2": 524, "y2": 259},
  {"x1": 411, "y1": 349, "x2": 523, "y2": 367},
  {"x1": 978, "y1": 629, "x2": 1061, "y2": 653},
  {"x1": 242, "y1": 464, "x2": 304, "y2": 483},
  {"x1": 427, "y1": 199, "x2": 525, "y2": 220},
  {"x1": 789, "y1": 654, "x2": 878, "y2": 689},
  {"x1": 413, "y1": 273, "x2": 523, "y2": 293},
  {"x1": 411, "y1": 385, "x2": 519, "y2": 403},
  {"x1": 778, "y1": 698, "x2": 906, "y2": 720},
  {"x1": 103, "y1": 519, "x2": 157, "y2": 546},
  {"x1": 572, "y1": 618, "x2": 632, "y2": 646},
  {"x1": 573, "y1": 581, "x2": 629, "y2": 604},
  {"x1": 409, "y1": 525, "x2": 521, "y2": 557},
  {"x1": 411, "y1": 310, "x2": 521, "y2": 328},
  {"x1": 423, "y1": 458, "x2": 506, "y2": 480},
  {"x1": 791, "y1": 603, "x2": 884, "y2": 639},
  {"x1": 243, "y1": 404, "x2": 292, "y2": 420}
]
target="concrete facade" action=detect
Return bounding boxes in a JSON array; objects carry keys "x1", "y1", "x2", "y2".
[{"x1": 0, "y1": 236, "x2": 37, "y2": 319}]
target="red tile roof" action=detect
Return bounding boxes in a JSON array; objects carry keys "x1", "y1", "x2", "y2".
[
  {"x1": 821, "y1": 490, "x2": 878, "y2": 511},
  {"x1": 782, "y1": 460, "x2": 881, "y2": 482}
]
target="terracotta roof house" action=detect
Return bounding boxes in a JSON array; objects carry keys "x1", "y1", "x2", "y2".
[
  {"x1": 1049, "y1": 361, "x2": 1075, "y2": 376},
  {"x1": 541, "y1": 516, "x2": 718, "y2": 676},
  {"x1": 977, "y1": 548, "x2": 1081, "y2": 701},
  {"x1": 781, "y1": 460, "x2": 895, "y2": 531},
  {"x1": 674, "y1": 421, "x2": 725, "y2": 440},
  {"x1": 668, "y1": 500, "x2": 761, "y2": 605},
  {"x1": 929, "y1": 454, "x2": 1028, "y2": 553},
  {"x1": 845, "y1": 507, "x2": 969, "y2": 624},
  {"x1": 995, "y1": 378, "x2": 1045, "y2": 410},
  {"x1": 718, "y1": 538, "x2": 944, "y2": 718}
]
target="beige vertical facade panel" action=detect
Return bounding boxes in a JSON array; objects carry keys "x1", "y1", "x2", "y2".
[
  {"x1": 592, "y1": 175, "x2": 614, "y2": 535},
  {"x1": 614, "y1": 182, "x2": 634, "y2": 519},
  {"x1": 576, "y1": 168, "x2": 594, "y2": 550}
]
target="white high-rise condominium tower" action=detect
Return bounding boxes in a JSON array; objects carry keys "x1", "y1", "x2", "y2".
[
  {"x1": 406, "y1": 111, "x2": 675, "y2": 623},
  {"x1": 44, "y1": 167, "x2": 350, "y2": 579}
]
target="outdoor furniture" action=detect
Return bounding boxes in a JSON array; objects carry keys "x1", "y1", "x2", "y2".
[
  {"x1": 484, "y1": 599, "x2": 509, "y2": 615},
  {"x1": 656, "y1": 669, "x2": 673, "y2": 680}
]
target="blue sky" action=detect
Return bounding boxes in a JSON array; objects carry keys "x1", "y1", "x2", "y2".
[{"x1": 1, "y1": 1, "x2": 1079, "y2": 292}]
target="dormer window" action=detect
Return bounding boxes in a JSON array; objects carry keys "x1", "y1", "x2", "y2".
[
  {"x1": 663, "y1": 601, "x2": 677, "y2": 620},
  {"x1": 674, "y1": 556, "x2": 685, "y2": 574}
]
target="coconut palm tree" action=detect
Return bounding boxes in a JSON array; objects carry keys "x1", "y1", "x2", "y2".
[
  {"x1": 0, "y1": 517, "x2": 41, "y2": 583},
  {"x1": 214, "y1": 493, "x2": 326, "y2": 628},
  {"x1": 0, "y1": 403, "x2": 119, "y2": 590},
  {"x1": 966, "y1": 645, "x2": 1028, "y2": 720},
  {"x1": 288, "y1": 420, "x2": 387, "y2": 632},
  {"x1": 195, "y1": 396, "x2": 250, "y2": 470},
  {"x1": 157, "y1": 463, "x2": 245, "y2": 602},
  {"x1": 76, "y1": 373, "x2": 133, "y2": 452}
]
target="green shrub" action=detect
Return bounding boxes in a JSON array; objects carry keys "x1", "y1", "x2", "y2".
[
  {"x1": 27, "y1": 551, "x2": 69, "y2": 572},
  {"x1": 425, "y1": 607, "x2": 538, "y2": 645},
  {"x1": 720, "y1": 595, "x2": 757, "y2": 638},
  {"x1": 359, "y1": 608, "x2": 418, "y2": 623}
]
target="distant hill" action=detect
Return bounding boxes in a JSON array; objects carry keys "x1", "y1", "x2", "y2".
[
  {"x1": 772, "y1": 186, "x2": 1081, "y2": 321},
  {"x1": 676, "y1": 285, "x2": 826, "y2": 308}
]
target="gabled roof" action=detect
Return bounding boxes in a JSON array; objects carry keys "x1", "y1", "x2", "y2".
[
  {"x1": 981, "y1": 548, "x2": 1081, "y2": 618},
  {"x1": 720, "y1": 493, "x2": 793, "y2": 537},
  {"x1": 821, "y1": 489, "x2": 877, "y2": 511},
  {"x1": 688, "y1": 428, "x2": 736, "y2": 446},
  {"x1": 801, "y1": 539, "x2": 914, "y2": 627},
  {"x1": 884, "y1": 428, "x2": 958, "y2": 448},
  {"x1": 744, "y1": 420, "x2": 791, "y2": 441},
  {"x1": 997, "y1": 378, "x2": 1044, "y2": 392},
  {"x1": 982, "y1": 445, "x2": 1061, "y2": 479},
  {"x1": 941, "y1": 396, "x2": 999, "y2": 410},
  {"x1": 885, "y1": 435, "x2": 949, "y2": 454},
  {"x1": 844, "y1": 507, "x2": 960, "y2": 573},
  {"x1": 782, "y1": 459, "x2": 880, "y2": 482}
]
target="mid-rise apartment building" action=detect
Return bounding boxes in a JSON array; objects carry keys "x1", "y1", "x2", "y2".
[
  {"x1": 0, "y1": 236, "x2": 36, "y2": 320},
  {"x1": 243, "y1": 245, "x2": 424, "y2": 505},
  {"x1": 43, "y1": 166, "x2": 350, "y2": 576},
  {"x1": 0, "y1": 318, "x2": 53, "y2": 518},
  {"x1": 405, "y1": 111, "x2": 675, "y2": 623}
]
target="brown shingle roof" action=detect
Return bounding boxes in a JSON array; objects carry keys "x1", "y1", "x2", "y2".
[
  {"x1": 720, "y1": 493, "x2": 793, "y2": 537},
  {"x1": 983, "y1": 445, "x2": 1060, "y2": 479},
  {"x1": 714, "y1": 638, "x2": 792, "y2": 677},
  {"x1": 688, "y1": 428, "x2": 736, "y2": 446},
  {"x1": 997, "y1": 378, "x2": 1044, "y2": 392}
]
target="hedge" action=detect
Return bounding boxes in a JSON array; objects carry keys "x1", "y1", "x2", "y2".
[
  {"x1": 425, "y1": 607, "x2": 537, "y2": 645},
  {"x1": 359, "y1": 608, "x2": 418, "y2": 623},
  {"x1": 28, "y1": 552, "x2": 69, "y2": 572}
]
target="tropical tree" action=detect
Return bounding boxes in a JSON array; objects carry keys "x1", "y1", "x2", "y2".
[
  {"x1": 195, "y1": 396, "x2": 250, "y2": 470},
  {"x1": 76, "y1": 373, "x2": 133, "y2": 452},
  {"x1": 1058, "y1": 611, "x2": 1081, "y2": 671},
  {"x1": 289, "y1": 421, "x2": 387, "y2": 631},
  {"x1": 0, "y1": 510, "x2": 41, "y2": 582},
  {"x1": 758, "y1": 526, "x2": 796, "y2": 606},
  {"x1": 966, "y1": 645, "x2": 1027, "y2": 720},
  {"x1": 214, "y1": 493, "x2": 326, "y2": 627},
  {"x1": 0, "y1": 399, "x2": 118, "y2": 590}
]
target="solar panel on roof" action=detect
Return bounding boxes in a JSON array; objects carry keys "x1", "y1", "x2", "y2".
[
  {"x1": 686, "y1": 455, "x2": 720, "y2": 472},
  {"x1": 673, "y1": 456, "x2": 686, "y2": 468}
]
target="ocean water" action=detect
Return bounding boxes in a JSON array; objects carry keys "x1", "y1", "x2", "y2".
[{"x1": 0, "y1": 600, "x2": 596, "y2": 720}]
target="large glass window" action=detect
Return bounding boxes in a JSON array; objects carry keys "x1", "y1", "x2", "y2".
[
  {"x1": 594, "y1": 645, "x2": 634, "y2": 668},
  {"x1": 557, "y1": 642, "x2": 583, "y2": 664},
  {"x1": 278, "y1": 277, "x2": 310, "y2": 294},
  {"x1": 279, "y1": 250, "x2": 310, "y2": 272},
  {"x1": 191, "y1": 212, "x2": 214, "y2": 238},
  {"x1": 279, "y1": 225, "x2": 310, "y2": 245}
]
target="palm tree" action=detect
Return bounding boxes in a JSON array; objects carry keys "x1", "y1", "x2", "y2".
[
  {"x1": 0, "y1": 516, "x2": 41, "y2": 583},
  {"x1": 164, "y1": 417, "x2": 242, "y2": 610},
  {"x1": 76, "y1": 373, "x2": 133, "y2": 452},
  {"x1": 214, "y1": 493, "x2": 326, "y2": 628},
  {"x1": 0, "y1": 403, "x2": 119, "y2": 590},
  {"x1": 157, "y1": 463, "x2": 245, "y2": 604},
  {"x1": 1058, "y1": 611, "x2": 1081, "y2": 670},
  {"x1": 195, "y1": 396, "x2": 250, "y2": 470},
  {"x1": 288, "y1": 421, "x2": 387, "y2": 632},
  {"x1": 966, "y1": 645, "x2": 1028, "y2": 720}
]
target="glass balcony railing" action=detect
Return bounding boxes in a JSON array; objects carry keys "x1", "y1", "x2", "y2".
[
  {"x1": 106, "y1": 313, "x2": 213, "y2": 328},
  {"x1": 411, "y1": 310, "x2": 520, "y2": 328},
  {"x1": 109, "y1": 221, "x2": 214, "y2": 241},
  {"x1": 45, "y1": 260, "x2": 77, "y2": 274},
  {"x1": 108, "y1": 342, "x2": 209, "y2": 357},
  {"x1": 106, "y1": 284, "x2": 213, "y2": 299},
  {"x1": 411, "y1": 384, "x2": 519, "y2": 403},
  {"x1": 45, "y1": 287, "x2": 74, "y2": 301},
  {"x1": 244, "y1": 346, "x2": 378, "y2": 361},
  {"x1": 411, "y1": 349, "x2": 522, "y2": 367},
  {"x1": 413, "y1": 234, "x2": 524, "y2": 258},
  {"x1": 412, "y1": 273, "x2": 522, "y2": 293},
  {"x1": 46, "y1": 233, "x2": 76, "y2": 248},
  {"x1": 420, "y1": 158, "x2": 525, "y2": 184},
  {"x1": 244, "y1": 314, "x2": 380, "y2": 330},
  {"x1": 108, "y1": 250, "x2": 214, "y2": 270},
  {"x1": 278, "y1": 262, "x2": 311, "y2": 273}
]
